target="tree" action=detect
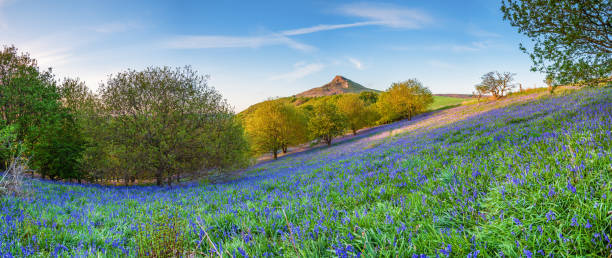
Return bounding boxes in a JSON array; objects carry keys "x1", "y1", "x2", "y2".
[
  {"x1": 475, "y1": 71, "x2": 517, "y2": 100},
  {"x1": 308, "y1": 101, "x2": 347, "y2": 146},
  {"x1": 501, "y1": 0, "x2": 611, "y2": 85},
  {"x1": 279, "y1": 104, "x2": 308, "y2": 153},
  {"x1": 358, "y1": 91, "x2": 379, "y2": 105},
  {"x1": 337, "y1": 94, "x2": 378, "y2": 135},
  {"x1": 99, "y1": 66, "x2": 249, "y2": 186},
  {"x1": 0, "y1": 45, "x2": 85, "y2": 181},
  {"x1": 377, "y1": 79, "x2": 433, "y2": 123},
  {"x1": 245, "y1": 100, "x2": 307, "y2": 159},
  {"x1": 58, "y1": 78, "x2": 110, "y2": 183}
]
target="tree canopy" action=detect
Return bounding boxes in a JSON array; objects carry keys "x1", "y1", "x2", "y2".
[
  {"x1": 475, "y1": 71, "x2": 517, "y2": 99},
  {"x1": 377, "y1": 79, "x2": 433, "y2": 123},
  {"x1": 308, "y1": 101, "x2": 347, "y2": 146},
  {"x1": 501, "y1": 0, "x2": 611, "y2": 85},
  {"x1": 245, "y1": 100, "x2": 307, "y2": 159},
  {"x1": 99, "y1": 66, "x2": 249, "y2": 185},
  {"x1": 337, "y1": 94, "x2": 378, "y2": 135},
  {"x1": 0, "y1": 45, "x2": 85, "y2": 180}
]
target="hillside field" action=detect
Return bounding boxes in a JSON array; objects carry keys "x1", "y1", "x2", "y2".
[
  {"x1": 428, "y1": 96, "x2": 471, "y2": 111},
  {"x1": 1, "y1": 87, "x2": 610, "y2": 257}
]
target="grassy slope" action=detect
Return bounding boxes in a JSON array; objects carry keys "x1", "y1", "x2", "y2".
[
  {"x1": 1, "y1": 87, "x2": 610, "y2": 257},
  {"x1": 429, "y1": 96, "x2": 470, "y2": 111}
]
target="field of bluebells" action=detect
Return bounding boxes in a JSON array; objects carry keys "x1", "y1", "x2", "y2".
[{"x1": 1, "y1": 87, "x2": 611, "y2": 257}]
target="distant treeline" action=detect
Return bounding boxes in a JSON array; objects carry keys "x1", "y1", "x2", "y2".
[{"x1": 241, "y1": 79, "x2": 434, "y2": 159}]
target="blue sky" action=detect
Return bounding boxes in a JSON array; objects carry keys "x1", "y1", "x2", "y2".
[{"x1": 1, "y1": 0, "x2": 544, "y2": 111}]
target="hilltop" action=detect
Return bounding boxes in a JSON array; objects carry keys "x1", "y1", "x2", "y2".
[
  {"x1": 295, "y1": 75, "x2": 379, "y2": 97},
  {"x1": 239, "y1": 76, "x2": 470, "y2": 117}
]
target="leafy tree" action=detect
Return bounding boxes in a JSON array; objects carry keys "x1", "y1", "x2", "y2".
[
  {"x1": 59, "y1": 78, "x2": 110, "y2": 183},
  {"x1": 246, "y1": 100, "x2": 307, "y2": 159},
  {"x1": 337, "y1": 94, "x2": 379, "y2": 135},
  {"x1": 0, "y1": 45, "x2": 85, "y2": 181},
  {"x1": 100, "y1": 66, "x2": 249, "y2": 186},
  {"x1": 358, "y1": 91, "x2": 379, "y2": 105},
  {"x1": 475, "y1": 71, "x2": 517, "y2": 99},
  {"x1": 501, "y1": 0, "x2": 611, "y2": 85},
  {"x1": 308, "y1": 101, "x2": 347, "y2": 146},
  {"x1": 377, "y1": 79, "x2": 433, "y2": 123},
  {"x1": 279, "y1": 105, "x2": 308, "y2": 153}
]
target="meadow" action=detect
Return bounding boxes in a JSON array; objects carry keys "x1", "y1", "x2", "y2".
[
  {"x1": 1, "y1": 87, "x2": 610, "y2": 257},
  {"x1": 428, "y1": 96, "x2": 470, "y2": 111}
]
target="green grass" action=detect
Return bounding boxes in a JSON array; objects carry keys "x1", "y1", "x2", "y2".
[
  {"x1": 1, "y1": 87, "x2": 610, "y2": 257},
  {"x1": 428, "y1": 96, "x2": 471, "y2": 111}
]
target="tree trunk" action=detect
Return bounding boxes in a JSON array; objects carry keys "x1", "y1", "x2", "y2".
[
  {"x1": 155, "y1": 170, "x2": 163, "y2": 186},
  {"x1": 325, "y1": 136, "x2": 332, "y2": 146},
  {"x1": 282, "y1": 145, "x2": 287, "y2": 154},
  {"x1": 273, "y1": 150, "x2": 278, "y2": 160},
  {"x1": 352, "y1": 129, "x2": 357, "y2": 135}
]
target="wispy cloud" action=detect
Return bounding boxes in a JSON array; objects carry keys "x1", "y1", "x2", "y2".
[
  {"x1": 281, "y1": 21, "x2": 378, "y2": 36},
  {"x1": 467, "y1": 24, "x2": 501, "y2": 38},
  {"x1": 339, "y1": 3, "x2": 432, "y2": 29},
  {"x1": 164, "y1": 34, "x2": 315, "y2": 51},
  {"x1": 17, "y1": 33, "x2": 92, "y2": 66},
  {"x1": 392, "y1": 41, "x2": 491, "y2": 53},
  {"x1": 0, "y1": 0, "x2": 13, "y2": 31},
  {"x1": 348, "y1": 57, "x2": 363, "y2": 70},
  {"x1": 92, "y1": 21, "x2": 142, "y2": 34},
  {"x1": 427, "y1": 60, "x2": 456, "y2": 69},
  {"x1": 164, "y1": 3, "x2": 432, "y2": 51},
  {"x1": 269, "y1": 62, "x2": 325, "y2": 81}
]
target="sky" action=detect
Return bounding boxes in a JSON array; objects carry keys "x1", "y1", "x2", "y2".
[{"x1": 0, "y1": 0, "x2": 544, "y2": 111}]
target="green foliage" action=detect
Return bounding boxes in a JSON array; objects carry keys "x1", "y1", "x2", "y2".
[
  {"x1": 501, "y1": 0, "x2": 611, "y2": 85},
  {"x1": 99, "y1": 66, "x2": 249, "y2": 185},
  {"x1": 475, "y1": 71, "x2": 517, "y2": 99},
  {"x1": 358, "y1": 91, "x2": 379, "y2": 105},
  {"x1": 0, "y1": 45, "x2": 85, "y2": 181},
  {"x1": 135, "y1": 211, "x2": 187, "y2": 257},
  {"x1": 377, "y1": 79, "x2": 433, "y2": 123},
  {"x1": 337, "y1": 94, "x2": 379, "y2": 135},
  {"x1": 246, "y1": 100, "x2": 308, "y2": 159},
  {"x1": 308, "y1": 101, "x2": 347, "y2": 145}
]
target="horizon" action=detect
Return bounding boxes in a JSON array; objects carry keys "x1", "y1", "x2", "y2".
[{"x1": 0, "y1": 0, "x2": 545, "y2": 112}]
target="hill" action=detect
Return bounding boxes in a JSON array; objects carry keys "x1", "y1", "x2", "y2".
[
  {"x1": 294, "y1": 75, "x2": 379, "y2": 97},
  {"x1": 239, "y1": 76, "x2": 470, "y2": 117},
  {"x1": 9, "y1": 87, "x2": 610, "y2": 256}
]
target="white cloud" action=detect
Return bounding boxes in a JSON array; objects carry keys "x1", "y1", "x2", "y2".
[
  {"x1": 17, "y1": 33, "x2": 91, "y2": 67},
  {"x1": 339, "y1": 3, "x2": 432, "y2": 29},
  {"x1": 427, "y1": 60, "x2": 456, "y2": 69},
  {"x1": 92, "y1": 21, "x2": 141, "y2": 34},
  {"x1": 392, "y1": 41, "x2": 492, "y2": 53},
  {"x1": 269, "y1": 62, "x2": 325, "y2": 81},
  {"x1": 164, "y1": 3, "x2": 432, "y2": 52},
  {"x1": 348, "y1": 57, "x2": 363, "y2": 70},
  {"x1": 164, "y1": 34, "x2": 315, "y2": 52},
  {"x1": 0, "y1": 0, "x2": 13, "y2": 31},
  {"x1": 282, "y1": 21, "x2": 378, "y2": 36},
  {"x1": 467, "y1": 24, "x2": 501, "y2": 38}
]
